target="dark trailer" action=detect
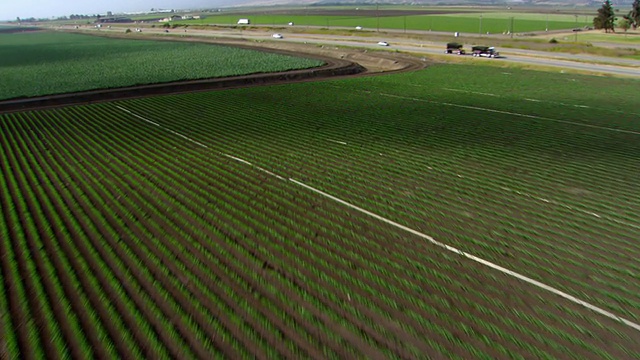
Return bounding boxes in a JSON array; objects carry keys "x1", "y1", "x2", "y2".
[
  {"x1": 471, "y1": 46, "x2": 500, "y2": 58},
  {"x1": 445, "y1": 42, "x2": 466, "y2": 55}
]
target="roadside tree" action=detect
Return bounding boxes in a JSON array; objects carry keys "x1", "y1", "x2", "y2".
[
  {"x1": 594, "y1": 0, "x2": 616, "y2": 33},
  {"x1": 623, "y1": 0, "x2": 640, "y2": 29},
  {"x1": 618, "y1": 18, "x2": 631, "y2": 33}
]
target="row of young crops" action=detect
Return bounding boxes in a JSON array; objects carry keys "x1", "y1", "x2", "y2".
[{"x1": 1, "y1": 64, "x2": 639, "y2": 358}]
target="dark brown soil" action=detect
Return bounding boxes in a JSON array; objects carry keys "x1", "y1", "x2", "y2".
[{"x1": 0, "y1": 27, "x2": 42, "y2": 34}]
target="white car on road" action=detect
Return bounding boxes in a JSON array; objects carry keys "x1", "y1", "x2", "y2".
[
  {"x1": 272, "y1": 33, "x2": 283, "y2": 39},
  {"x1": 377, "y1": 41, "x2": 389, "y2": 46}
]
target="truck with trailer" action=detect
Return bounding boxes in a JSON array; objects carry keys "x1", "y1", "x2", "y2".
[
  {"x1": 471, "y1": 46, "x2": 500, "y2": 58},
  {"x1": 445, "y1": 42, "x2": 466, "y2": 55}
]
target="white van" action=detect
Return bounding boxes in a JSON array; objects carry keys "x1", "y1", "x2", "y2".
[{"x1": 237, "y1": 19, "x2": 250, "y2": 25}]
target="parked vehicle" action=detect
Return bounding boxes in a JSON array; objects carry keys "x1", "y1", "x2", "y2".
[
  {"x1": 445, "y1": 42, "x2": 465, "y2": 55},
  {"x1": 472, "y1": 46, "x2": 500, "y2": 58}
]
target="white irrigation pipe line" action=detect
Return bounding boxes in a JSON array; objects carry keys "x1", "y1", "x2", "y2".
[
  {"x1": 116, "y1": 105, "x2": 210, "y2": 147},
  {"x1": 375, "y1": 91, "x2": 640, "y2": 229},
  {"x1": 499, "y1": 186, "x2": 640, "y2": 231},
  {"x1": 116, "y1": 105, "x2": 640, "y2": 333},
  {"x1": 289, "y1": 178, "x2": 640, "y2": 333},
  {"x1": 442, "y1": 88, "x2": 501, "y2": 97},
  {"x1": 441, "y1": 88, "x2": 638, "y2": 115},
  {"x1": 115, "y1": 105, "x2": 160, "y2": 126},
  {"x1": 327, "y1": 139, "x2": 348, "y2": 145},
  {"x1": 116, "y1": 106, "x2": 286, "y2": 180},
  {"x1": 379, "y1": 93, "x2": 640, "y2": 136}
]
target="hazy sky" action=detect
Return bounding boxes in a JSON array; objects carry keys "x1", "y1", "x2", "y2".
[{"x1": 1, "y1": 0, "x2": 232, "y2": 20}]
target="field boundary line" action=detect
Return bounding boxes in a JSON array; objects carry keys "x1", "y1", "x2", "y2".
[
  {"x1": 379, "y1": 93, "x2": 640, "y2": 136},
  {"x1": 289, "y1": 178, "x2": 640, "y2": 333},
  {"x1": 498, "y1": 186, "x2": 640, "y2": 231},
  {"x1": 116, "y1": 105, "x2": 285, "y2": 180},
  {"x1": 116, "y1": 104, "x2": 640, "y2": 333},
  {"x1": 412, "y1": 87, "x2": 638, "y2": 118},
  {"x1": 331, "y1": 84, "x2": 640, "y2": 230}
]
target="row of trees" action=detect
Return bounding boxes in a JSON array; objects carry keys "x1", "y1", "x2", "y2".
[{"x1": 595, "y1": 0, "x2": 640, "y2": 32}]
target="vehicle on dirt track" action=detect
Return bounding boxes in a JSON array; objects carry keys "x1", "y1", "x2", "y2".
[
  {"x1": 472, "y1": 46, "x2": 499, "y2": 58},
  {"x1": 272, "y1": 33, "x2": 283, "y2": 39},
  {"x1": 377, "y1": 41, "x2": 389, "y2": 46},
  {"x1": 445, "y1": 42, "x2": 465, "y2": 55}
]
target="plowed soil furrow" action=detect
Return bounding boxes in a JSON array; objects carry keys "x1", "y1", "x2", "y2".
[
  {"x1": 58, "y1": 107, "x2": 328, "y2": 359},
  {"x1": 87, "y1": 124, "x2": 388, "y2": 358},
  {"x1": 104, "y1": 144, "x2": 476, "y2": 358},
  {"x1": 0, "y1": 128, "x2": 39, "y2": 360},
  {"x1": 11, "y1": 114, "x2": 138, "y2": 359},
  {"x1": 26, "y1": 111, "x2": 168, "y2": 360},
  {"x1": 81, "y1": 109, "x2": 504, "y2": 357},
  {"x1": 212, "y1": 204, "x2": 457, "y2": 358},
  {"x1": 0, "y1": 150, "x2": 25, "y2": 360},
  {"x1": 93, "y1": 176, "x2": 308, "y2": 359},
  {"x1": 71, "y1": 108, "x2": 384, "y2": 356},
  {"x1": 5, "y1": 118, "x2": 90, "y2": 359},
  {"x1": 300, "y1": 198, "x2": 636, "y2": 358},
  {"x1": 146, "y1": 164, "x2": 439, "y2": 357},
  {"x1": 1, "y1": 123, "x2": 64, "y2": 360},
  {"x1": 139, "y1": 114, "x2": 636, "y2": 358},
  {"x1": 198, "y1": 100, "x2": 639, "y2": 273},
  {"x1": 35, "y1": 121, "x2": 212, "y2": 359},
  {"x1": 49, "y1": 112, "x2": 276, "y2": 358},
  {"x1": 65, "y1": 103, "x2": 342, "y2": 354},
  {"x1": 104, "y1": 98, "x2": 636, "y2": 358},
  {"x1": 165, "y1": 87, "x2": 640, "y2": 264},
  {"x1": 303, "y1": 212, "x2": 574, "y2": 358},
  {"x1": 45, "y1": 110, "x2": 259, "y2": 359}
]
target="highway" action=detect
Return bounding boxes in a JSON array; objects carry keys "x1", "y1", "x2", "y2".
[{"x1": 65, "y1": 25, "x2": 640, "y2": 78}]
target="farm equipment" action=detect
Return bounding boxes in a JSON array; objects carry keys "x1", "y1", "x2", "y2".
[
  {"x1": 472, "y1": 46, "x2": 499, "y2": 58},
  {"x1": 445, "y1": 42, "x2": 465, "y2": 55}
]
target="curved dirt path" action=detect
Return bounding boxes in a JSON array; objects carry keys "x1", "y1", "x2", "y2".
[{"x1": 0, "y1": 34, "x2": 429, "y2": 114}]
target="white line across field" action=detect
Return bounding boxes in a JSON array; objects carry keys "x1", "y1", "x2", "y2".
[
  {"x1": 499, "y1": 186, "x2": 640, "y2": 231},
  {"x1": 379, "y1": 92, "x2": 640, "y2": 136},
  {"x1": 289, "y1": 178, "x2": 640, "y2": 332},
  {"x1": 442, "y1": 88, "x2": 501, "y2": 97},
  {"x1": 327, "y1": 139, "x2": 348, "y2": 145},
  {"x1": 115, "y1": 105, "x2": 640, "y2": 333},
  {"x1": 441, "y1": 88, "x2": 638, "y2": 116}
]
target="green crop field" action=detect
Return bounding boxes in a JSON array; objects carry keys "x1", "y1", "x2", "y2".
[
  {"x1": 176, "y1": 11, "x2": 589, "y2": 33},
  {"x1": 570, "y1": 32, "x2": 640, "y2": 44},
  {"x1": 1, "y1": 64, "x2": 640, "y2": 358},
  {"x1": 0, "y1": 31, "x2": 323, "y2": 100}
]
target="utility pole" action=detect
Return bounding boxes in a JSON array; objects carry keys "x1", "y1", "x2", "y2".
[
  {"x1": 510, "y1": 17, "x2": 514, "y2": 38},
  {"x1": 376, "y1": 3, "x2": 380, "y2": 32},
  {"x1": 479, "y1": 15, "x2": 482, "y2": 35},
  {"x1": 545, "y1": 14, "x2": 548, "y2": 32},
  {"x1": 574, "y1": 14, "x2": 578, "y2": 42},
  {"x1": 404, "y1": 15, "x2": 406, "y2": 33}
]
